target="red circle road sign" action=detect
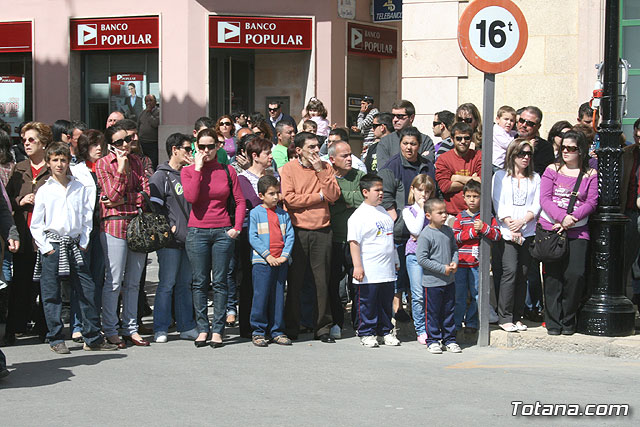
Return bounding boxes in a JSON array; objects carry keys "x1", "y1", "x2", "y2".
[{"x1": 458, "y1": 0, "x2": 528, "y2": 74}]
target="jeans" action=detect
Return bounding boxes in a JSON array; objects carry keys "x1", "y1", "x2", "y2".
[
  {"x1": 71, "y1": 231, "x2": 106, "y2": 334},
  {"x1": 40, "y1": 243, "x2": 102, "y2": 346},
  {"x1": 154, "y1": 247, "x2": 196, "y2": 334},
  {"x1": 394, "y1": 243, "x2": 409, "y2": 294},
  {"x1": 101, "y1": 232, "x2": 146, "y2": 337},
  {"x1": 226, "y1": 248, "x2": 238, "y2": 316},
  {"x1": 406, "y1": 254, "x2": 426, "y2": 335},
  {"x1": 185, "y1": 226, "x2": 235, "y2": 335},
  {"x1": 251, "y1": 262, "x2": 288, "y2": 337},
  {"x1": 454, "y1": 266, "x2": 479, "y2": 329},
  {"x1": 525, "y1": 259, "x2": 543, "y2": 312}
]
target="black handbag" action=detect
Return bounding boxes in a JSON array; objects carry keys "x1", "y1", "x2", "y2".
[
  {"x1": 530, "y1": 172, "x2": 583, "y2": 262},
  {"x1": 223, "y1": 165, "x2": 236, "y2": 226},
  {"x1": 126, "y1": 191, "x2": 173, "y2": 253}
]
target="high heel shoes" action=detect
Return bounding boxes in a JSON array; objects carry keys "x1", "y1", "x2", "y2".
[
  {"x1": 194, "y1": 339, "x2": 208, "y2": 348},
  {"x1": 123, "y1": 335, "x2": 150, "y2": 347}
]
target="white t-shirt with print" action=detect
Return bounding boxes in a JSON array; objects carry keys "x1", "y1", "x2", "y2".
[{"x1": 347, "y1": 202, "x2": 398, "y2": 284}]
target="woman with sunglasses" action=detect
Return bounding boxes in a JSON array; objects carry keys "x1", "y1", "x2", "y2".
[
  {"x1": 492, "y1": 139, "x2": 541, "y2": 332},
  {"x1": 538, "y1": 130, "x2": 597, "y2": 335},
  {"x1": 5, "y1": 122, "x2": 52, "y2": 344},
  {"x1": 455, "y1": 103, "x2": 483, "y2": 150},
  {"x1": 96, "y1": 123, "x2": 151, "y2": 348},
  {"x1": 251, "y1": 119, "x2": 273, "y2": 141},
  {"x1": 216, "y1": 115, "x2": 237, "y2": 163},
  {"x1": 547, "y1": 121, "x2": 573, "y2": 159},
  {"x1": 182, "y1": 128, "x2": 246, "y2": 348}
]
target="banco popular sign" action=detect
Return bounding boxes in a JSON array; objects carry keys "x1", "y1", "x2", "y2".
[
  {"x1": 70, "y1": 17, "x2": 159, "y2": 51},
  {"x1": 348, "y1": 23, "x2": 397, "y2": 59},
  {"x1": 209, "y1": 16, "x2": 312, "y2": 50}
]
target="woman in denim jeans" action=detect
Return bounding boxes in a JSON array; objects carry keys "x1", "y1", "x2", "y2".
[{"x1": 182, "y1": 128, "x2": 246, "y2": 347}]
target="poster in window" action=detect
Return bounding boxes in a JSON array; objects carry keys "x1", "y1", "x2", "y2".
[
  {"x1": 109, "y1": 73, "x2": 146, "y2": 122},
  {"x1": 0, "y1": 76, "x2": 25, "y2": 137}
]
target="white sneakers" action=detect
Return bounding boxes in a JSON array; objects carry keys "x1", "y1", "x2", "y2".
[
  {"x1": 361, "y1": 335, "x2": 379, "y2": 348},
  {"x1": 383, "y1": 334, "x2": 400, "y2": 346},
  {"x1": 427, "y1": 342, "x2": 462, "y2": 354},
  {"x1": 154, "y1": 333, "x2": 168, "y2": 343},
  {"x1": 446, "y1": 343, "x2": 462, "y2": 353},
  {"x1": 330, "y1": 324, "x2": 342, "y2": 339}
]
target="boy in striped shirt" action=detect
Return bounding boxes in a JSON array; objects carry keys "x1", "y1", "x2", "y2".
[{"x1": 452, "y1": 180, "x2": 501, "y2": 334}]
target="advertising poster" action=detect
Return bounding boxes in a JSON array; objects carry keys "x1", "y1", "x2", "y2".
[
  {"x1": 109, "y1": 73, "x2": 146, "y2": 121},
  {"x1": 0, "y1": 76, "x2": 25, "y2": 136}
]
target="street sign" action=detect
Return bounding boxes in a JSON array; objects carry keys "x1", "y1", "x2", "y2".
[{"x1": 458, "y1": 0, "x2": 528, "y2": 74}]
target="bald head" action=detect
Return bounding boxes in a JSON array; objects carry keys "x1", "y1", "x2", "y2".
[
  {"x1": 236, "y1": 127, "x2": 253, "y2": 140},
  {"x1": 106, "y1": 111, "x2": 124, "y2": 128}
]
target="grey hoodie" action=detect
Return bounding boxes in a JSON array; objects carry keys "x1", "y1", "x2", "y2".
[{"x1": 149, "y1": 162, "x2": 191, "y2": 246}]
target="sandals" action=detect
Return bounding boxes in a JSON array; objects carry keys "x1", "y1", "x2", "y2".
[
  {"x1": 271, "y1": 335, "x2": 292, "y2": 346},
  {"x1": 252, "y1": 335, "x2": 268, "y2": 347},
  {"x1": 500, "y1": 323, "x2": 518, "y2": 332}
]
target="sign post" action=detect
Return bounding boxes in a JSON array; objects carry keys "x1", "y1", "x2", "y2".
[{"x1": 457, "y1": 0, "x2": 528, "y2": 346}]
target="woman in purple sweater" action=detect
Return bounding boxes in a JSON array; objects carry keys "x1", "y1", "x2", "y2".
[
  {"x1": 538, "y1": 130, "x2": 597, "y2": 336},
  {"x1": 182, "y1": 128, "x2": 246, "y2": 348}
]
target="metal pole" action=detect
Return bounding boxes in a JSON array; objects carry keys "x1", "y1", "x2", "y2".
[
  {"x1": 577, "y1": 0, "x2": 635, "y2": 336},
  {"x1": 478, "y1": 72, "x2": 495, "y2": 346}
]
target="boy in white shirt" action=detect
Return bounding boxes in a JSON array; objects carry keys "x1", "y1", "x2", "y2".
[
  {"x1": 492, "y1": 105, "x2": 517, "y2": 170},
  {"x1": 348, "y1": 174, "x2": 400, "y2": 348},
  {"x1": 31, "y1": 142, "x2": 117, "y2": 354}
]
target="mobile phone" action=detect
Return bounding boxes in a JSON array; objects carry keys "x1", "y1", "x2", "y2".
[
  {"x1": 101, "y1": 195, "x2": 109, "y2": 201},
  {"x1": 109, "y1": 144, "x2": 125, "y2": 157}
]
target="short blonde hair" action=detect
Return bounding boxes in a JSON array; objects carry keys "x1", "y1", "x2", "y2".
[
  {"x1": 496, "y1": 105, "x2": 516, "y2": 119},
  {"x1": 22, "y1": 121, "x2": 53, "y2": 147},
  {"x1": 408, "y1": 174, "x2": 435, "y2": 204}
]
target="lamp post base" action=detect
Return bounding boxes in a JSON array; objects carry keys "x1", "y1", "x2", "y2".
[{"x1": 577, "y1": 295, "x2": 635, "y2": 336}]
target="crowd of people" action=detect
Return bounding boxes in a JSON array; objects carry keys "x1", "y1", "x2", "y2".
[{"x1": 1, "y1": 94, "x2": 639, "y2": 377}]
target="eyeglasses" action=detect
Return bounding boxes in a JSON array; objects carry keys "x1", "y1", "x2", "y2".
[
  {"x1": 254, "y1": 131, "x2": 264, "y2": 136},
  {"x1": 433, "y1": 121, "x2": 442, "y2": 127},
  {"x1": 454, "y1": 135, "x2": 472, "y2": 142},
  {"x1": 393, "y1": 113, "x2": 408, "y2": 119},
  {"x1": 561, "y1": 145, "x2": 579, "y2": 153},
  {"x1": 22, "y1": 137, "x2": 39, "y2": 144},
  {"x1": 516, "y1": 151, "x2": 532, "y2": 158},
  {"x1": 518, "y1": 117, "x2": 538, "y2": 127},
  {"x1": 457, "y1": 117, "x2": 473, "y2": 124},
  {"x1": 112, "y1": 134, "x2": 134, "y2": 147},
  {"x1": 219, "y1": 121, "x2": 233, "y2": 126},
  {"x1": 268, "y1": 108, "x2": 279, "y2": 112},
  {"x1": 198, "y1": 144, "x2": 217, "y2": 151},
  {"x1": 179, "y1": 146, "x2": 193, "y2": 154}
]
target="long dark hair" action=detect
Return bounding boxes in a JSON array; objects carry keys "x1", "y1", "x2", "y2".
[
  {"x1": 0, "y1": 129, "x2": 12, "y2": 164},
  {"x1": 558, "y1": 130, "x2": 590, "y2": 174}
]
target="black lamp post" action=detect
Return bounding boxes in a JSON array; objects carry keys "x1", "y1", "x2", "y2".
[{"x1": 577, "y1": 0, "x2": 636, "y2": 336}]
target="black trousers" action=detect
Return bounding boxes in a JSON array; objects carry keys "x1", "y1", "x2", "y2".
[
  {"x1": 7, "y1": 251, "x2": 45, "y2": 336},
  {"x1": 543, "y1": 238, "x2": 589, "y2": 333},
  {"x1": 328, "y1": 242, "x2": 351, "y2": 329},
  {"x1": 497, "y1": 238, "x2": 532, "y2": 324}
]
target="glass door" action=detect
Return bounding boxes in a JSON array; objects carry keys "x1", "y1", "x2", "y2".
[{"x1": 209, "y1": 49, "x2": 254, "y2": 119}]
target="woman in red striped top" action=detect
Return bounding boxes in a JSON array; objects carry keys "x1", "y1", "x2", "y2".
[{"x1": 96, "y1": 122, "x2": 150, "y2": 348}]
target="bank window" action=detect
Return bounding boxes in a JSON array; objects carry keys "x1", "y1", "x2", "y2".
[{"x1": 621, "y1": 0, "x2": 640, "y2": 138}]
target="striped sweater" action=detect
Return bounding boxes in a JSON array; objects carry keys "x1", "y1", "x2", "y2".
[{"x1": 452, "y1": 210, "x2": 501, "y2": 268}]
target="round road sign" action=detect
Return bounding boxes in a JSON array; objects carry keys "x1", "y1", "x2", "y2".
[{"x1": 458, "y1": 0, "x2": 528, "y2": 74}]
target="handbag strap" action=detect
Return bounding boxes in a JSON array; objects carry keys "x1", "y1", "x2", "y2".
[
  {"x1": 223, "y1": 164, "x2": 233, "y2": 195},
  {"x1": 138, "y1": 191, "x2": 159, "y2": 214},
  {"x1": 165, "y1": 171, "x2": 189, "y2": 222},
  {"x1": 566, "y1": 172, "x2": 584, "y2": 215}
]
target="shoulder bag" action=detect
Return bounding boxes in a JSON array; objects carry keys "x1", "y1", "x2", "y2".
[
  {"x1": 530, "y1": 172, "x2": 584, "y2": 262},
  {"x1": 126, "y1": 191, "x2": 173, "y2": 253}
]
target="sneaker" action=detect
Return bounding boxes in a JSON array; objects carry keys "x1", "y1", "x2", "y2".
[
  {"x1": 329, "y1": 324, "x2": 342, "y2": 339},
  {"x1": 383, "y1": 334, "x2": 400, "y2": 346},
  {"x1": 179, "y1": 328, "x2": 200, "y2": 340},
  {"x1": 515, "y1": 321, "x2": 527, "y2": 331},
  {"x1": 154, "y1": 332, "x2": 168, "y2": 343},
  {"x1": 427, "y1": 342, "x2": 443, "y2": 354},
  {"x1": 417, "y1": 333, "x2": 428, "y2": 345},
  {"x1": 488, "y1": 306, "x2": 499, "y2": 324},
  {"x1": 446, "y1": 342, "x2": 462, "y2": 353},
  {"x1": 252, "y1": 335, "x2": 268, "y2": 347},
  {"x1": 360, "y1": 335, "x2": 379, "y2": 348},
  {"x1": 271, "y1": 335, "x2": 292, "y2": 346},
  {"x1": 83, "y1": 341, "x2": 119, "y2": 351},
  {"x1": 50, "y1": 342, "x2": 71, "y2": 354},
  {"x1": 500, "y1": 323, "x2": 518, "y2": 332}
]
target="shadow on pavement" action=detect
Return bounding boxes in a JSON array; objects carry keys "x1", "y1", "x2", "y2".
[{"x1": 1, "y1": 353, "x2": 126, "y2": 389}]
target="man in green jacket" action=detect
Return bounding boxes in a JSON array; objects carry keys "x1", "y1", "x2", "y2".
[{"x1": 328, "y1": 141, "x2": 365, "y2": 339}]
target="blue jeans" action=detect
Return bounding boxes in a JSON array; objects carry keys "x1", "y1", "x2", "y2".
[
  {"x1": 454, "y1": 266, "x2": 479, "y2": 329},
  {"x1": 154, "y1": 247, "x2": 196, "y2": 334},
  {"x1": 226, "y1": 249, "x2": 238, "y2": 316},
  {"x1": 406, "y1": 254, "x2": 426, "y2": 335},
  {"x1": 525, "y1": 259, "x2": 543, "y2": 311},
  {"x1": 40, "y1": 243, "x2": 102, "y2": 346},
  {"x1": 251, "y1": 262, "x2": 288, "y2": 337},
  {"x1": 185, "y1": 226, "x2": 234, "y2": 335}
]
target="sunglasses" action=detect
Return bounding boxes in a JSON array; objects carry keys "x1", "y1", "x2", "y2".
[
  {"x1": 561, "y1": 145, "x2": 579, "y2": 153},
  {"x1": 371, "y1": 123, "x2": 383, "y2": 129},
  {"x1": 219, "y1": 121, "x2": 233, "y2": 126},
  {"x1": 179, "y1": 146, "x2": 193, "y2": 154},
  {"x1": 393, "y1": 113, "x2": 408, "y2": 119},
  {"x1": 457, "y1": 117, "x2": 474, "y2": 124},
  {"x1": 433, "y1": 121, "x2": 442, "y2": 127},
  {"x1": 112, "y1": 134, "x2": 134, "y2": 147},
  {"x1": 454, "y1": 135, "x2": 472, "y2": 142},
  {"x1": 254, "y1": 131, "x2": 264, "y2": 136},
  {"x1": 516, "y1": 151, "x2": 532, "y2": 158},
  {"x1": 198, "y1": 144, "x2": 217, "y2": 151},
  {"x1": 518, "y1": 117, "x2": 538, "y2": 127},
  {"x1": 268, "y1": 108, "x2": 279, "y2": 112},
  {"x1": 22, "y1": 136, "x2": 39, "y2": 144}
]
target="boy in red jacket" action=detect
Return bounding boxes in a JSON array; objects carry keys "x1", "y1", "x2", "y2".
[{"x1": 452, "y1": 180, "x2": 501, "y2": 334}]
